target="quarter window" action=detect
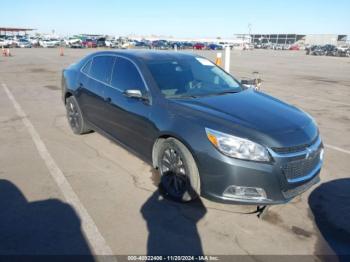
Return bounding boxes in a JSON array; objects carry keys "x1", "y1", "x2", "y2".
[
  {"x1": 111, "y1": 57, "x2": 145, "y2": 91},
  {"x1": 90, "y1": 56, "x2": 115, "y2": 83},
  {"x1": 82, "y1": 59, "x2": 92, "y2": 74}
]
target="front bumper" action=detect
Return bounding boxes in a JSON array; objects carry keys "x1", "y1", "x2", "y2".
[{"x1": 198, "y1": 137, "x2": 323, "y2": 205}]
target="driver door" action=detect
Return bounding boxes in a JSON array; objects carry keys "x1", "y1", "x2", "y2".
[{"x1": 102, "y1": 56, "x2": 157, "y2": 157}]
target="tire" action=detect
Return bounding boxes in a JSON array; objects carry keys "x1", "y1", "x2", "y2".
[
  {"x1": 65, "y1": 96, "x2": 91, "y2": 135},
  {"x1": 155, "y1": 138, "x2": 200, "y2": 202}
]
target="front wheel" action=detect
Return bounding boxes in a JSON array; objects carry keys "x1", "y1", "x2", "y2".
[{"x1": 155, "y1": 138, "x2": 200, "y2": 202}]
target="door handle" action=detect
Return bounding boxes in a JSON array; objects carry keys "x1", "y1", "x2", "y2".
[{"x1": 105, "y1": 97, "x2": 111, "y2": 103}]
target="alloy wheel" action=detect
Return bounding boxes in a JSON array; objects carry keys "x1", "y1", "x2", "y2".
[
  {"x1": 67, "y1": 101, "x2": 81, "y2": 131},
  {"x1": 160, "y1": 147, "x2": 189, "y2": 197}
]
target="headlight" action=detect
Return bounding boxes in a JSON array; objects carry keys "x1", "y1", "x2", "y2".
[{"x1": 205, "y1": 128, "x2": 270, "y2": 162}]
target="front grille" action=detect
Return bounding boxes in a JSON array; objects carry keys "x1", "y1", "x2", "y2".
[
  {"x1": 282, "y1": 175, "x2": 320, "y2": 199},
  {"x1": 272, "y1": 136, "x2": 318, "y2": 154},
  {"x1": 282, "y1": 150, "x2": 321, "y2": 182}
]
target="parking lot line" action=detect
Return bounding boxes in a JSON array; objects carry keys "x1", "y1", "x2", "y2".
[
  {"x1": 1, "y1": 83, "x2": 115, "y2": 257},
  {"x1": 325, "y1": 144, "x2": 350, "y2": 155}
]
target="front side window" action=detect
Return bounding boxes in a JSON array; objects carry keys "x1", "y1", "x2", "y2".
[
  {"x1": 146, "y1": 56, "x2": 242, "y2": 98},
  {"x1": 90, "y1": 56, "x2": 115, "y2": 83},
  {"x1": 111, "y1": 57, "x2": 145, "y2": 91}
]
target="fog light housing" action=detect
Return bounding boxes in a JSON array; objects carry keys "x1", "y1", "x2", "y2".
[{"x1": 223, "y1": 186, "x2": 267, "y2": 201}]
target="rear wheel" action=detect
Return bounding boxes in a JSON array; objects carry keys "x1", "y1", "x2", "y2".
[
  {"x1": 65, "y1": 96, "x2": 91, "y2": 135},
  {"x1": 155, "y1": 138, "x2": 200, "y2": 202}
]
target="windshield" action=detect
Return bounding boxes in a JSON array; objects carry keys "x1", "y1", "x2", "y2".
[{"x1": 146, "y1": 56, "x2": 242, "y2": 98}]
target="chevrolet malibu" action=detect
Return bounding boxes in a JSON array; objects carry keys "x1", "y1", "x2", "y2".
[{"x1": 62, "y1": 51, "x2": 324, "y2": 204}]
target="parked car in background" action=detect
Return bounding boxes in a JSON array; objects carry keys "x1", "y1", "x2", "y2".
[
  {"x1": 337, "y1": 46, "x2": 350, "y2": 57},
  {"x1": 262, "y1": 43, "x2": 272, "y2": 49},
  {"x1": 0, "y1": 37, "x2": 7, "y2": 47},
  {"x1": 193, "y1": 43, "x2": 206, "y2": 50},
  {"x1": 105, "y1": 39, "x2": 119, "y2": 48},
  {"x1": 312, "y1": 46, "x2": 326, "y2": 56},
  {"x1": 135, "y1": 41, "x2": 151, "y2": 49},
  {"x1": 219, "y1": 42, "x2": 233, "y2": 49},
  {"x1": 9, "y1": 37, "x2": 20, "y2": 47},
  {"x1": 120, "y1": 42, "x2": 131, "y2": 49},
  {"x1": 82, "y1": 39, "x2": 97, "y2": 48},
  {"x1": 243, "y1": 43, "x2": 254, "y2": 50},
  {"x1": 170, "y1": 42, "x2": 184, "y2": 49},
  {"x1": 2, "y1": 36, "x2": 18, "y2": 47},
  {"x1": 207, "y1": 43, "x2": 223, "y2": 50},
  {"x1": 306, "y1": 45, "x2": 316, "y2": 55},
  {"x1": 18, "y1": 39, "x2": 32, "y2": 48},
  {"x1": 306, "y1": 44, "x2": 350, "y2": 57},
  {"x1": 65, "y1": 37, "x2": 82, "y2": 47},
  {"x1": 323, "y1": 45, "x2": 338, "y2": 56},
  {"x1": 182, "y1": 42, "x2": 194, "y2": 49},
  {"x1": 62, "y1": 50, "x2": 323, "y2": 205},
  {"x1": 40, "y1": 39, "x2": 60, "y2": 48},
  {"x1": 70, "y1": 41, "x2": 84, "y2": 48},
  {"x1": 29, "y1": 37, "x2": 40, "y2": 47},
  {"x1": 152, "y1": 40, "x2": 169, "y2": 50},
  {"x1": 96, "y1": 38, "x2": 106, "y2": 47},
  {"x1": 306, "y1": 45, "x2": 324, "y2": 56},
  {"x1": 272, "y1": 44, "x2": 283, "y2": 50},
  {"x1": 289, "y1": 45, "x2": 300, "y2": 51},
  {"x1": 283, "y1": 44, "x2": 291, "y2": 50}
]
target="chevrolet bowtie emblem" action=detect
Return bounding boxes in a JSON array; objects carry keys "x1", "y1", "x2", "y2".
[{"x1": 305, "y1": 147, "x2": 315, "y2": 159}]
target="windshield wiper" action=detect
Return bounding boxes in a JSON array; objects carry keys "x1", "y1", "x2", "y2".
[
  {"x1": 197, "y1": 90, "x2": 240, "y2": 97},
  {"x1": 168, "y1": 90, "x2": 239, "y2": 99},
  {"x1": 215, "y1": 90, "x2": 240, "y2": 95},
  {"x1": 168, "y1": 94, "x2": 198, "y2": 99}
]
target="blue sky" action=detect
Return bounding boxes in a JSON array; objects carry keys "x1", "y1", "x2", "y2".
[{"x1": 1, "y1": 0, "x2": 349, "y2": 37}]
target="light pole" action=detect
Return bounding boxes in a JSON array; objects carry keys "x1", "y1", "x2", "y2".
[{"x1": 248, "y1": 23, "x2": 252, "y2": 44}]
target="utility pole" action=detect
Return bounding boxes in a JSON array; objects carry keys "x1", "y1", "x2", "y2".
[{"x1": 248, "y1": 23, "x2": 252, "y2": 44}]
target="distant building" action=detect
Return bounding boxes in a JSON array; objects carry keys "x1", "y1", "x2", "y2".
[
  {"x1": 0, "y1": 27, "x2": 35, "y2": 36},
  {"x1": 248, "y1": 34, "x2": 305, "y2": 45},
  {"x1": 235, "y1": 34, "x2": 348, "y2": 46}
]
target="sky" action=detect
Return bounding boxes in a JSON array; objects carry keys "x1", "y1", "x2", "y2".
[{"x1": 1, "y1": 0, "x2": 350, "y2": 37}]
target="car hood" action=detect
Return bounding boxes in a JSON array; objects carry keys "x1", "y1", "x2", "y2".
[{"x1": 170, "y1": 90, "x2": 317, "y2": 148}]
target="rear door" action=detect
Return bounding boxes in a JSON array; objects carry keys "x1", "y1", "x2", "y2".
[{"x1": 77, "y1": 55, "x2": 115, "y2": 128}]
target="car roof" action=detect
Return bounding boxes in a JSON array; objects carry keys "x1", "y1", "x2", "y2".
[{"x1": 89, "y1": 50, "x2": 200, "y2": 62}]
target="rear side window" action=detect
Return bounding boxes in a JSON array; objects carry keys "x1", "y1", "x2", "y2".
[
  {"x1": 111, "y1": 57, "x2": 145, "y2": 91},
  {"x1": 82, "y1": 59, "x2": 92, "y2": 74},
  {"x1": 90, "y1": 56, "x2": 115, "y2": 83}
]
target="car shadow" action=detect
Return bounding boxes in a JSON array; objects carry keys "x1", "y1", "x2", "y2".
[
  {"x1": 141, "y1": 178, "x2": 207, "y2": 257},
  {"x1": 0, "y1": 179, "x2": 94, "y2": 260},
  {"x1": 308, "y1": 178, "x2": 350, "y2": 260}
]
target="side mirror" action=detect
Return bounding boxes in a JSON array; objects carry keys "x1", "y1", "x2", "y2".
[
  {"x1": 123, "y1": 89, "x2": 148, "y2": 101},
  {"x1": 241, "y1": 78, "x2": 262, "y2": 91}
]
